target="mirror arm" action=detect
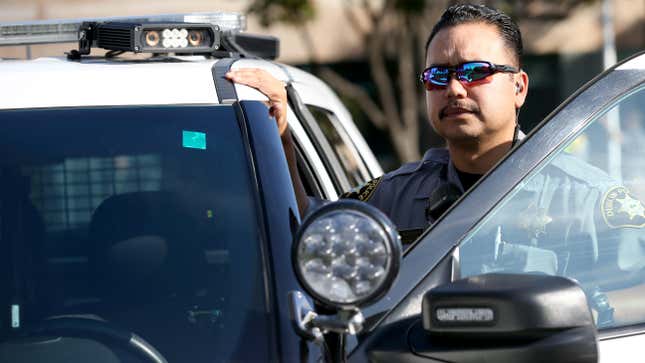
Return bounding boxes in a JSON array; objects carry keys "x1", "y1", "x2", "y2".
[{"x1": 289, "y1": 291, "x2": 324, "y2": 344}]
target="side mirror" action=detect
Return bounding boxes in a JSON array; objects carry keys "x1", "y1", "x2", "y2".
[{"x1": 411, "y1": 273, "x2": 598, "y2": 363}]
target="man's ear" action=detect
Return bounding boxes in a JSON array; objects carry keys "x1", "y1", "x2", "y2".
[{"x1": 514, "y1": 70, "x2": 529, "y2": 109}]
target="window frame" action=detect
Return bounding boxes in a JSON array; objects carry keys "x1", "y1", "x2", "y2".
[
  {"x1": 305, "y1": 104, "x2": 372, "y2": 188},
  {"x1": 285, "y1": 103, "x2": 338, "y2": 200},
  {"x1": 286, "y1": 84, "x2": 352, "y2": 194}
]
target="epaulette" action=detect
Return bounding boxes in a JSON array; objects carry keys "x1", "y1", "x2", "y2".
[
  {"x1": 383, "y1": 148, "x2": 450, "y2": 181},
  {"x1": 382, "y1": 162, "x2": 421, "y2": 181},
  {"x1": 340, "y1": 176, "x2": 383, "y2": 202}
]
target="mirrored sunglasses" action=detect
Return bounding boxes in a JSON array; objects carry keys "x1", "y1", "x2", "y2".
[{"x1": 420, "y1": 61, "x2": 519, "y2": 90}]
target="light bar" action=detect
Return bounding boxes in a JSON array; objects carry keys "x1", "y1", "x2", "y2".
[
  {"x1": 0, "y1": 12, "x2": 245, "y2": 47},
  {"x1": 0, "y1": 20, "x2": 79, "y2": 45}
]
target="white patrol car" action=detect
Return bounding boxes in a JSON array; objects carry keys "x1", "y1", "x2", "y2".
[{"x1": 0, "y1": 13, "x2": 388, "y2": 363}]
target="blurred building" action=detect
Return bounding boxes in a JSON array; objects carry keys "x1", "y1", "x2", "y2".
[
  {"x1": 1, "y1": 0, "x2": 643, "y2": 165},
  {"x1": 2, "y1": 0, "x2": 642, "y2": 62}
]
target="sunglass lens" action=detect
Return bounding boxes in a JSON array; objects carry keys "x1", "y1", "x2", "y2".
[
  {"x1": 459, "y1": 62, "x2": 493, "y2": 82},
  {"x1": 428, "y1": 67, "x2": 449, "y2": 86}
]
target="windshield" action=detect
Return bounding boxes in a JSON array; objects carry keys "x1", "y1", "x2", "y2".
[{"x1": 0, "y1": 105, "x2": 268, "y2": 362}]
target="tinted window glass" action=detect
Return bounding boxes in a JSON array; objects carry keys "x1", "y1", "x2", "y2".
[
  {"x1": 307, "y1": 105, "x2": 369, "y2": 188},
  {"x1": 458, "y1": 87, "x2": 645, "y2": 330},
  {"x1": 0, "y1": 106, "x2": 269, "y2": 362}
]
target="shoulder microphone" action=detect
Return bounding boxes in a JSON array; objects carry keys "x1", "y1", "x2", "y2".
[{"x1": 425, "y1": 183, "x2": 462, "y2": 223}]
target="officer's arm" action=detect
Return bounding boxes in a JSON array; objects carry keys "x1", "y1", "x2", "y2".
[{"x1": 225, "y1": 69, "x2": 309, "y2": 217}]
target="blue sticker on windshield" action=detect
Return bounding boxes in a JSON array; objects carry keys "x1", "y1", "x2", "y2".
[{"x1": 182, "y1": 131, "x2": 206, "y2": 150}]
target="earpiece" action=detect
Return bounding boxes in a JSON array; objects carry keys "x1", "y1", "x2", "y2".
[{"x1": 515, "y1": 83, "x2": 523, "y2": 94}]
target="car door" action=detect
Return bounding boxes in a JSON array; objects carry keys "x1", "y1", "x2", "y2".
[{"x1": 350, "y1": 52, "x2": 645, "y2": 362}]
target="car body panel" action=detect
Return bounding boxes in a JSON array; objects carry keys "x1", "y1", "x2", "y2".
[
  {"x1": 599, "y1": 333, "x2": 645, "y2": 362},
  {"x1": 238, "y1": 100, "x2": 310, "y2": 362},
  {"x1": 0, "y1": 57, "x2": 220, "y2": 109}
]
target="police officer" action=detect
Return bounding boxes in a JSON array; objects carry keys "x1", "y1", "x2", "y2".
[
  {"x1": 228, "y1": 4, "x2": 645, "y2": 326},
  {"x1": 227, "y1": 4, "x2": 529, "y2": 240}
]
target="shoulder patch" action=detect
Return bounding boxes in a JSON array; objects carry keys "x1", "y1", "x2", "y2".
[
  {"x1": 601, "y1": 186, "x2": 645, "y2": 229},
  {"x1": 341, "y1": 177, "x2": 383, "y2": 202}
]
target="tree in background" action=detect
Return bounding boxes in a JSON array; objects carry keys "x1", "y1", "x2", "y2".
[{"x1": 249, "y1": 0, "x2": 595, "y2": 163}]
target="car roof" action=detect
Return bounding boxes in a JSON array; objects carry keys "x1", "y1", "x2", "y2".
[
  {"x1": 0, "y1": 56, "x2": 221, "y2": 109},
  {"x1": 0, "y1": 55, "x2": 310, "y2": 110},
  {"x1": 0, "y1": 54, "x2": 353, "y2": 113}
]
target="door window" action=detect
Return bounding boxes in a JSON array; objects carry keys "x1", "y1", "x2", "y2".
[
  {"x1": 307, "y1": 105, "x2": 370, "y2": 188},
  {"x1": 457, "y1": 87, "x2": 645, "y2": 329}
]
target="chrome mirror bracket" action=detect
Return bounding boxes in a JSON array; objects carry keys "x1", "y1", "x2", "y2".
[
  {"x1": 289, "y1": 291, "x2": 324, "y2": 344},
  {"x1": 289, "y1": 290, "x2": 366, "y2": 343}
]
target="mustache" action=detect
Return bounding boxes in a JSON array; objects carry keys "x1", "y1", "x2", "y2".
[{"x1": 439, "y1": 101, "x2": 480, "y2": 119}]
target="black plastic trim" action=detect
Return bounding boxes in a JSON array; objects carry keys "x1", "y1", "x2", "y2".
[
  {"x1": 212, "y1": 58, "x2": 238, "y2": 104},
  {"x1": 224, "y1": 33, "x2": 279, "y2": 60}
]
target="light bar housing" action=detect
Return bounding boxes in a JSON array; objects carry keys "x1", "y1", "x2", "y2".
[
  {"x1": 224, "y1": 33, "x2": 279, "y2": 60},
  {"x1": 90, "y1": 22, "x2": 220, "y2": 54},
  {"x1": 0, "y1": 12, "x2": 245, "y2": 47}
]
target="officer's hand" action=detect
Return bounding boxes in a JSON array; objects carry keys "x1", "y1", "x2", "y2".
[{"x1": 225, "y1": 68, "x2": 288, "y2": 136}]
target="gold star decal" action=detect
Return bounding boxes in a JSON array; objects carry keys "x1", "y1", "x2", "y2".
[
  {"x1": 616, "y1": 194, "x2": 645, "y2": 220},
  {"x1": 601, "y1": 186, "x2": 645, "y2": 229}
]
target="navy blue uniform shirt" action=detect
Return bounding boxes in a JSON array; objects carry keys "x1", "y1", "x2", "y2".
[{"x1": 341, "y1": 148, "x2": 463, "y2": 231}]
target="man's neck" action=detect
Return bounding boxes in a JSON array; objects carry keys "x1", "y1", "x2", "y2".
[{"x1": 447, "y1": 136, "x2": 513, "y2": 174}]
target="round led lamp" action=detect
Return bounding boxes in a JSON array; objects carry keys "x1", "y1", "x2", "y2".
[
  {"x1": 293, "y1": 200, "x2": 401, "y2": 309},
  {"x1": 188, "y1": 31, "x2": 203, "y2": 46}
]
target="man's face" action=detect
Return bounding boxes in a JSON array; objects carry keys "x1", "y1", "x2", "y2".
[{"x1": 425, "y1": 22, "x2": 528, "y2": 147}]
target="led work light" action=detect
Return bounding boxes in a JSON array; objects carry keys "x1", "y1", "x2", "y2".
[{"x1": 293, "y1": 200, "x2": 401, "y2": 309}]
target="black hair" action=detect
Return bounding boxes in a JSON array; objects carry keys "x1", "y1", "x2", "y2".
[{"x1": 426, "y1": 4, "x2": 523, "y2": 67}]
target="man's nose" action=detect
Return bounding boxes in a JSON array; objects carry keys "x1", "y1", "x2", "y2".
[{"x1": 444, "y1": 77, "x2": 467, "y2": 98}]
